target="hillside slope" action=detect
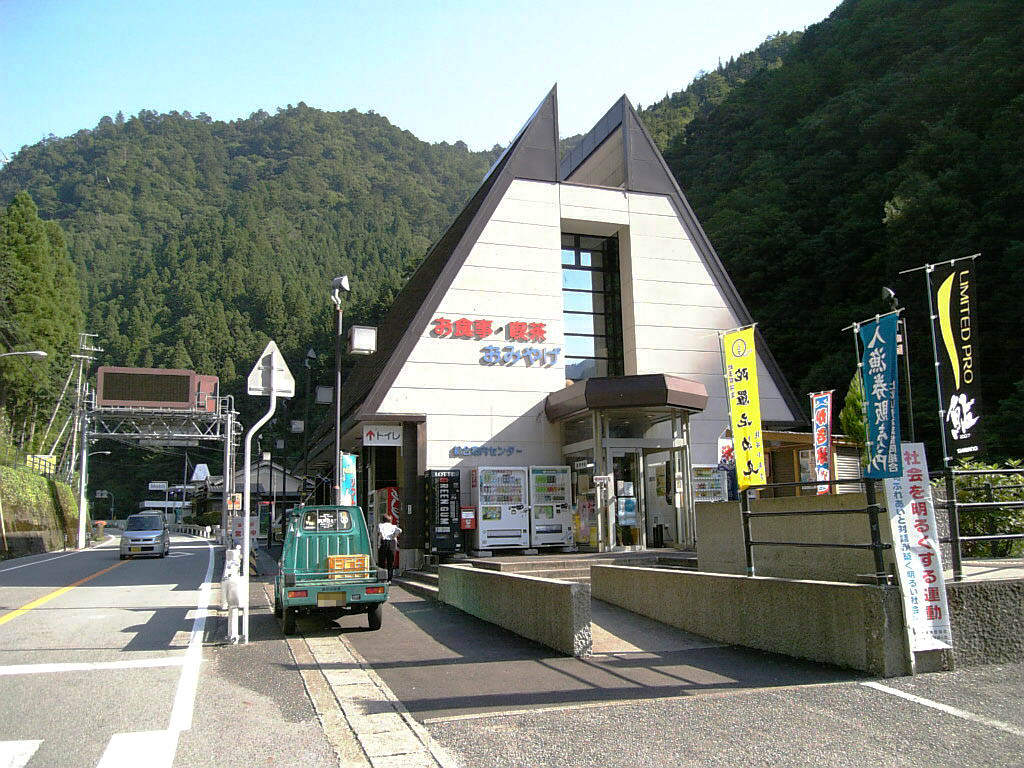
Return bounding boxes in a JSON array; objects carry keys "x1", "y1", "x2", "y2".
[{"x1": 664, "y1": 0, "x2": 1024, "y2": 455}]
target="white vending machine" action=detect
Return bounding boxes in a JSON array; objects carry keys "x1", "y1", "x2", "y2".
[
  {"x1": 529, "y1": 465, "x2": 575, "y2": 549},
  {"x1": 471, "y1": 467, "x2": 529, "y2": 550}
]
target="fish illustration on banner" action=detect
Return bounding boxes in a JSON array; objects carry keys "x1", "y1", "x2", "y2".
[
  {"x1": 930, "y1": 258, "x2": 983, "y2": 460},
  {"x1": 723, "y1": 327, "x2": 766, "y2": 490},
  {"x1": 859, "y1": 314, "x2": 902, "y2": 479}
]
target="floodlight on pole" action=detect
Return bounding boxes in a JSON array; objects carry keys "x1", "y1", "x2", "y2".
[
  {"x1": 0, "y1": 350, "x2": 47, "y2": 360},
  {"x1": 331, "y1": 275, "x2": 350, "y2": 505}
]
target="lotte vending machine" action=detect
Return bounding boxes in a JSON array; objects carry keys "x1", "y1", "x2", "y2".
[
  {"x1": 470, "y1": 467, "x2": 529, "y2": 550},
  {"x1": 528, "y1": 465, "x2": 574, "y2": 549}
]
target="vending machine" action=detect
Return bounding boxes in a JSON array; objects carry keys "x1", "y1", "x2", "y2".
[
  {"x1": 528, "y1": 465, "x2": 574, "y2": 548},
  {"x1": 470, "y1": 467, "x2": 529, "y2": 550},
  {"x1": 425, "y1": 470, "x2": 462, "y2": 555}
]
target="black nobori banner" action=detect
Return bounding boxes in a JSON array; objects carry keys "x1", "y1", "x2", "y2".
[{"x1": 930, "y1": 259, "x2": 983, "y2": 460}]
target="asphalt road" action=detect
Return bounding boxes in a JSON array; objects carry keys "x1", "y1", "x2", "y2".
[
  {"x1": 341, "y1": 587, "x2": 1024, "y2": 768},
  {"x1": 0, "y1": 534, "x2": 335, "y2": 768},
  {"x1": 5, "y1": 539, "x2": 1021, "y2": 768}
]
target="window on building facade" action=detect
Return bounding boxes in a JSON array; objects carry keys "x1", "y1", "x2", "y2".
[{"x1": 561, "y1": 233, "x2": 623, "y2": 381}]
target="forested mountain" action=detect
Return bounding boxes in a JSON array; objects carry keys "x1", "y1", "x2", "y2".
[
  {"x1": 0, "y1": 193, "x2": 84, "y2": 434},
  {"x1": 0, "y1": 105, "x2": 499, "y2": 405},
  {"x1": 660, "y1": 0, "x2": 1024, "y2": 457},
  {"x1": 1, "y1": 0, "x2": 1022, "y2": 505},
  {"x1": 640, "y1": 32, "x2": 800, "y2": 151}
]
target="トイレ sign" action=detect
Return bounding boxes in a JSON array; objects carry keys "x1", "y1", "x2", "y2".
[{"x1": 363, "y1": 425, "x2": 403, "y2": 446}]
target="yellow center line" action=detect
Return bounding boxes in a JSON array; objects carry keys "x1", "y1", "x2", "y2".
[{"x1": 0, "y1": 559, "x2": 127, "y2": 627}]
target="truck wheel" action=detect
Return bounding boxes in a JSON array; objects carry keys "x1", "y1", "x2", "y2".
[
  {"x1": 273, "y1": 589, "x2": 283, "y2": 618},
  {"x1": 368, "y1": 603, "x2": 382, "y2": 631},
  {"x1": 282, "y1": 608, "x2": 297, "y2": 635}
]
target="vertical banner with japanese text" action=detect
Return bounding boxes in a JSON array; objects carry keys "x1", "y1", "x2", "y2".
[
  {"x1": 859, "y1": 314, "x2": 902, "y2": 479},
  {"x1": 339, "y1": 452, "x2": 357, "y2": 506},
  {"x1": 883, "y1": 443, "x2": 953, "y2": 651},
  {"x1": 723, "y1": 327, "x2": 766, "y2": 490},
  {"x1": 809, "y1": 391, "x2": 833, "y2": 495},
  {"x1": 930, "y1": 259, "x2": 983, "y2": 461}
]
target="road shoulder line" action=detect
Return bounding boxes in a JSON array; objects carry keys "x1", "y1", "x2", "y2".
[{"x1": 860, "y1": 680, "x2": 1024, "y2": 737}]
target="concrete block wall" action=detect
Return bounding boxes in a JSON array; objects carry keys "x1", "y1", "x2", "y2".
[
  {"x1": 591, "y1": 565, "x2": 909, "y2": 676},
  {"x1": 438, "y1": 564, "x2": 593, "y2": 658},
  {"x1": 696, "y1": 494, "x2": 896, "y2": 583}
]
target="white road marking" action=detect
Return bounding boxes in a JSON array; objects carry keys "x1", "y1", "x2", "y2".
[
  {"x1": 0, "y1": 657, "x2": 186, "y2": 676},
  {"x1": 0, "y1": 538, "x2": 120, "y2": 575},
  {"x1": 0, "y1": 551, "x2": 80, "y2": 573},
  {"x1": 861, "y1": 681, "x2": 1024, "y2": 737},
  {"x1": 167, "y1": 538, "x2": 214, "y2": 733},
  {"x1": 96, "y1": 730, "x2": 178, "y2": 768},
  {"x1": 0, "y1": 740, "x2": 42, "y2": 768}
]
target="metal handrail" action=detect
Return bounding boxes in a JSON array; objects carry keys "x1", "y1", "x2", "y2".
[{"x1": 740, "y1": 477, "x2": 889, "y2": 583}]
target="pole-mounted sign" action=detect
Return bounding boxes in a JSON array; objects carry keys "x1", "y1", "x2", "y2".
[{"x1": 240, "y1": 340, "x2": 294, "y2": 645}]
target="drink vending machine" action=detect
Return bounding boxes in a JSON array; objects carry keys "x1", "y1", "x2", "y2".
[
  {"x1": 470, "y1": 467, "x2": 529, "y2": 550},
  {"x1": 425, "y1": 470, "x2": 463, "y2": 555},
  {"x1": 528, "y1": 466, "x2": 574, "y2": 548}
]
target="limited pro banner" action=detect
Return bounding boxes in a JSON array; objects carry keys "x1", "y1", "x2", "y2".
[
  {"x1": 859, "y1": 313, "x2": 902, "y2": 479},
  {"x1": 930, "y1": 259, "x2": 983, "y2": 460},
  {"x1": 723, "y1": 327, "x2": 766, "y2": 490},
  {"x1": 883, "y1": 443, "x2": 953, "y2": 651},
  {"x1": 809, "y1": 391, "x2": 833, "y2": 495}
]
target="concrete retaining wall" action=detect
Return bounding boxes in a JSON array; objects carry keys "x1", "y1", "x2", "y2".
[
  {"x1": 592, "y1": 565, "x2": 909, "y2": 676},
  {"x1": 438, "y1": 564, "x2": 592, "y2": 658},
  {"x1": 946, "y1": 579, "x2": 1024, "y2": 667},
  {"x1": 0, "y1": 466, "x2": 80, "y2": 558}
]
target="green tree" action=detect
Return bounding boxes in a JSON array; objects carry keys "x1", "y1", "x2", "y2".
[{"x1": 838, "y1": 372, "x2": 866, "y2": 466}]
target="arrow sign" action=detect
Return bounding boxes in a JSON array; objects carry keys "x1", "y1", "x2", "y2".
[{"x1": 247, "y1": 340, "x2": 295, "y2": 398}]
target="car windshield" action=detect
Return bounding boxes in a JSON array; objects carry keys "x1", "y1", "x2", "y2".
[{"x1": 126, "y1": 516, "x2": 162, "y2": 531}]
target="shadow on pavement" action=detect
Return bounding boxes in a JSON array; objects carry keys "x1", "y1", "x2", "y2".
[{"x1": 337, "y1": 587, "x2": 864, "y2": 720}]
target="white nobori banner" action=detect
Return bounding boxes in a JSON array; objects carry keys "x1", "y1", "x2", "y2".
[{"x1": 883, "y1": 443, "x2": 953, "y2": 651}]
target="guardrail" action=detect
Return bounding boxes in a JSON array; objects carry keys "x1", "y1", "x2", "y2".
[
  {"x1": 934, "y1": 467, "x2": 1024, "y2": 580},
  {"x1": 169, "y1": 524, "x2": 218, "y2": 539}
]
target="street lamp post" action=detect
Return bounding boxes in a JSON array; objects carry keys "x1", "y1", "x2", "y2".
[
  {"x1": 0, "y1": 350, "x2": 48, "y2": 360},
  {"x1": 330, "y1": 276, "x2": 351, "y2": 506},
  {"x1": 302, "y1": 347, "x2": 316, "y2": 496}
]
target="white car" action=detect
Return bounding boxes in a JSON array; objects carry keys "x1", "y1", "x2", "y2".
[{"x1": 119, "y1": 513, "x2": 170, "y2": 559}]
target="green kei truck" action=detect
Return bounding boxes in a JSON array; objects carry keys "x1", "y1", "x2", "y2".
[{"x1": 274, "y1": 505, "x2": 389, "y2": 634}]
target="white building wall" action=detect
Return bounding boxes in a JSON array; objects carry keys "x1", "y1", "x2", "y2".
[
  {"x1": 623, "y1": 189, "x2": 796, "y2": 464},
  {"x1": 378, "y1": 179, "x2": 566, "y2": 505},
  {"x1": 375, "y1": 179, "x2": 800, "y2": 504}
]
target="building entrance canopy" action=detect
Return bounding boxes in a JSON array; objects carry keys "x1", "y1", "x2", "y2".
[
  {"x1": 546, "y1": 374, "x2": 708, "y2": 553},
  {"x1": 544, "y1": 373, "x2": 708, "y2": 423}
]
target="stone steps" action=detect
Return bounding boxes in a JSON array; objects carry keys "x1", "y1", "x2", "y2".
[{"x1": 392, "y1": 569, "x2": 439, "y2": 601}]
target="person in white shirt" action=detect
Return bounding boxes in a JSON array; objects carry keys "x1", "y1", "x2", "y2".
[{"x1": 377, "y1": 521, "x2": 402, "y2": 582}]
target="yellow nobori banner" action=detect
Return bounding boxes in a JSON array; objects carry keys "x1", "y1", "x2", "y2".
[{"x1": 723, "y1": 327, "x2": 767, "y2": 489}]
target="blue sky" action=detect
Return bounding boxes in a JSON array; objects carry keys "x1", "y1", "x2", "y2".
[{"x1": 1, "y1": 0, "x2": 841, "y2": 159}]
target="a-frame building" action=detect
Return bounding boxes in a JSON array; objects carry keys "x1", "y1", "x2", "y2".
[{"x1": 310, "y1": 87, "x2": 804, "y2": 561}]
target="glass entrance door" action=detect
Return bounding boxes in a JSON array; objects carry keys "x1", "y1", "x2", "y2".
[{"x1": 609, "y1": 449, "x2": 645, "y2": 549}]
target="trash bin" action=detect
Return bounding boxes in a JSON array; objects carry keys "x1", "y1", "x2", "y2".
[{"x1": 651, "y1": 524, "x2": 665, "y2": 548}]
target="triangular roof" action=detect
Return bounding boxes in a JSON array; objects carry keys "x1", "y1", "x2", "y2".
[
  {"x1": 334, "y1": 86, "x2": 561, "y2": 427},
  {"x1": 562, "y1": 95, "x2": 804, "y2": 422},
  {"x1": 308, "y1": 88, "x2": 804, "y2": 464}
]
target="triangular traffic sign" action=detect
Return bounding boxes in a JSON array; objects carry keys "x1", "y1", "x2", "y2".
[{"x1": 247, "y1": 340, "x2": 295, "y2": 397}]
